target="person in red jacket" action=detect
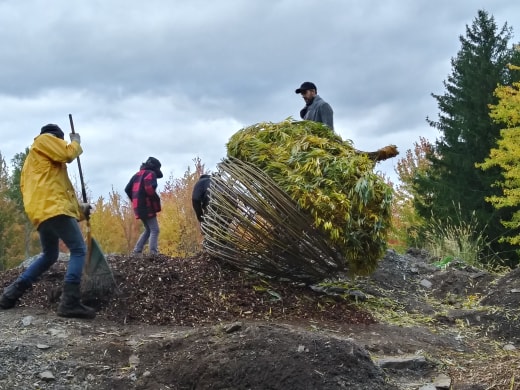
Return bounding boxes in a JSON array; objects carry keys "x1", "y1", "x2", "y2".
[{"x1": 125, "y1": 157, "x2": 163, "y2": 255}]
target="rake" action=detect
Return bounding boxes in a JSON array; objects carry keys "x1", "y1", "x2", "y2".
[{"x1": 68, "y1": 114, "x2": 117, "y2": 297}]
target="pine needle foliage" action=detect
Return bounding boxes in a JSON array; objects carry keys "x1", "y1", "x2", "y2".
[
  {"x1": 219, "y1": 119, "x2": 393, "y2": 277},
  {"x1": 415, "y1": 10, "x2": 520, "y2": 264}
]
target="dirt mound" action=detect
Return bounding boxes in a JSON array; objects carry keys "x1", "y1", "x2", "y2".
[
  {"x1": 1, "y1": 253, "x2": 375, "y2": 327},
  {"x1": 130, "y1": 324, "x2": 394, "y2": 390},
  {"x1": 481, "y1": 266, "x2": 520, "y2": 308}
]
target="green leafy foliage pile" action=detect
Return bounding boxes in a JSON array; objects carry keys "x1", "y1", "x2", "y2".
[{"x1": 226, "y1": 119, "x2": 393, "y2": 275}]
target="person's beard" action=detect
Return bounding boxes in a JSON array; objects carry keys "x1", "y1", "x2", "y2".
[{"x1": 303, "y1": 96, "x2": 314, "y2": 105}]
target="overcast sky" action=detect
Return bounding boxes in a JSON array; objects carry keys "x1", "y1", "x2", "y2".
[{"x1": 1, "y1": 1, "x2": 519, "y2": 200}]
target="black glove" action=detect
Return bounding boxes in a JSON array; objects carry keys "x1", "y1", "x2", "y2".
[{"x1": 79, "y1": 203, "x2": 92, "y2": 219}]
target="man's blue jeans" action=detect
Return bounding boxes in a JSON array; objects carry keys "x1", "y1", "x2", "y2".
[{"x1": 20, "y1": 215, "x2": 87, "y2": 285}]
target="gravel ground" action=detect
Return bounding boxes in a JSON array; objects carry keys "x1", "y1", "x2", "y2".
[{"x1": 0, "y1": 249, "x2": 519, "y2": 389}]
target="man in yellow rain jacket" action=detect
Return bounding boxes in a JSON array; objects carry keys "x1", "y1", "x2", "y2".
[{"x1": 0, "y1": 124, "x2": 96, "y2": 319}]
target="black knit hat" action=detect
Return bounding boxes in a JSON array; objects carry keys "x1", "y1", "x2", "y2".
[
  {"x1": 145, "y1": 157, "x2": 163, "y2": 178},
  {"x1": 40, "y1": 124, "x2": 64, "y2": 140}
]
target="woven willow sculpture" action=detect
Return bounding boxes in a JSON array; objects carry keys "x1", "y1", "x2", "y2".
[
  {"x1": 202, "y1": 157, "x2": 346, "y2": 282},
  {"x1": 202, "y1": 119, "x2": 397, "y2": 282}
]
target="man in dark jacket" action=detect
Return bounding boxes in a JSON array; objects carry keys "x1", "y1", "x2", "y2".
[
  {"x1": 125, "y1": 157, "x2": 163, "y2": 255},
  {"x1": 295, "y1": 81, "x2": 334, "y2": 130},
  {"x1": 192, "y1": 174, "x2": 211, "y2": 223}
]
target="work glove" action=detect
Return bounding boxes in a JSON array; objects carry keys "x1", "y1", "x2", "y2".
[
  {"x1": 69, "y1": 133, "x2": 81, "y2": 144},
  {"x1": 79, "y1": 203, "x2": 92, "y2": 219}
]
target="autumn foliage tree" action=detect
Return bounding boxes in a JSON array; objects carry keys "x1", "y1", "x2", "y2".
[
  {"x1": 89, "y1": 189, "x2": 139, "y2": 254},
  {"x1": 158, "y1": 158, "x2": 207, "y2": 257},
  {"x1": 477, "y1": 64, "x2": 520, "y2": 248},
  {"x1": 0, "y1": 149, "x2": 217, "y2": 267},
  {"x1": 88, "y1": 159, "x2": 207, "y2": 257},
  {"x1": 389, "y1": 137, "x2": 432, "y2": 250}
]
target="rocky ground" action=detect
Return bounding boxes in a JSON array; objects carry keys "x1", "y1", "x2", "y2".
[{"x1": 0, "y1": 249, "x2": 519, "y2": 389}]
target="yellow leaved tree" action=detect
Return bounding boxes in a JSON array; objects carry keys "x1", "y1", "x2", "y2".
[
  {"x1": 90, "y1": 189, "x2": 139, "y2": 254},
  {"x1": 158, "y1": 158, "x2": 207, "y2": 257},
  {"x1": 477, "y1": 64, "x2": 520, "y2": 245},
  {"x1": 389, "y1": 137, "x2": 432, "y2": 251}
]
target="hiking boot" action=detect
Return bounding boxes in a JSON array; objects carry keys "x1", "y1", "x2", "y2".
[
  {"x1": 0, "y1": 279, "x2": 32, "y2": 309},
  {"x1": 57, "y1": 282, "x2": 96, "y2": 319}
]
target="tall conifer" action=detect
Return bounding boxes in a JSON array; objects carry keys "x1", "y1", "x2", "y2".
[{"x1": 415, "y1": 10, "x2": 519, "y2": 263}]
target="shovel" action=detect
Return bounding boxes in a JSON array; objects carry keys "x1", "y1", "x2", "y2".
[{"x1": 68, "y1": 114, "x2": 116, "y2": 296}]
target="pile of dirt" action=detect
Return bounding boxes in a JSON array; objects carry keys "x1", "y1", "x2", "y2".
[
  {"x1": 0, "y1": 249, "x2": 519, "y2": 389},
  {"x1": 1, "y1": 253, "x2": 375, "y2": 327}
]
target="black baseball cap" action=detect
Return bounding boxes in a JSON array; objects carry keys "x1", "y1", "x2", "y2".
[{"x1": 295, "y1": 81, "x2": 317, "y2": 94}]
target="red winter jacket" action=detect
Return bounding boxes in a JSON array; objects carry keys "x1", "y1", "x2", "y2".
[{"x1": 125, "y1": 169, "x2": 161, "y2": 219}]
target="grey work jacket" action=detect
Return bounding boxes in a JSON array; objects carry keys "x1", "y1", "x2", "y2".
[{"x1": 303, "y1": 95, "x2": 334, "y2": 129}]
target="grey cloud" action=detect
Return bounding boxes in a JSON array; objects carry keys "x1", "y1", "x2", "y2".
[{"x1": 1, "y1": 0, "x2": 519, "y2": 197}]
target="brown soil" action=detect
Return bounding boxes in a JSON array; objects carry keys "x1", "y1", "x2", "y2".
[{"x1": 1, "y1": 249, "x2": 519, "y2": 389}]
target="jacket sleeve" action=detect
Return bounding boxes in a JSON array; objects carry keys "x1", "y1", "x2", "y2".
[
  {"x1": 125, "y1": 176, "x2": 134, "y2": 199},
  {"x1": 192, "y1": 199, "x2": 203, "y2": 222},
  {"x1": 33, "y1": 134, "x2": 83, "y2": 163},
  {"x1": 318, "y1": 103, "x2": 334, "y2": 130}
]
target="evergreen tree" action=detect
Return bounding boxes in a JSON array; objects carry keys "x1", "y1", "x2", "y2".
[
  {"x1": 7, "y1": 149, "x2": 28, "y2": 208},
  {"x1": 8, "y1": 149, "x2": 37, "y2": 259},
  {"x1": 415, "y1": 10, "x2": 519, "y2": 264},
  {"x1": 0, "y1": 153, "x2": 16, "y2": 270}
]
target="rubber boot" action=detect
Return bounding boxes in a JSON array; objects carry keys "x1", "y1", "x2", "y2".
[
  {"x1": 0, "y1": 279, "x2": 32, "y2": 309},
  {"x1": 57, "y1": 282, "x2": 96, "y2": 319}
]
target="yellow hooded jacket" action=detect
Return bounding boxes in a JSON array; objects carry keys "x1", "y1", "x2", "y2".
[{"x1": 21, "y1": 133, "x2": 84, "y2": 228}]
